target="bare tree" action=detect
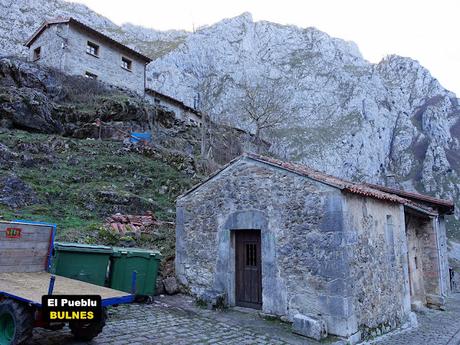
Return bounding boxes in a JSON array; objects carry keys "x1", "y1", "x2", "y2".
[
  {"x1": 237, "y1": 77, "x2": 290, "y2": 147},
  {"x1": 192, "y1": 54, "x2": 222, "y2": 159}
]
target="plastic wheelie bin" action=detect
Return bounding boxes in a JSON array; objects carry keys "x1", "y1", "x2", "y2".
[
  {"x1": 52, "y1": 242, "x2": 112, "y2": 286},
  {"x1": 109, "y1": 247, "x2": 161, "y2": 297}
]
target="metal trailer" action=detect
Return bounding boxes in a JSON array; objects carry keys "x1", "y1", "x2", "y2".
[{"x1": 0, "y1": 221, "x2": 135, "y2": 345}]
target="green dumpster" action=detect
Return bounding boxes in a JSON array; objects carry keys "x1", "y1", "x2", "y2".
[
  {"x1": 51, "y1": 242, "x2": 112, "y2": 286},
  {"x1": 109, "y1": 247, "x2": 161, "y2": 296}
]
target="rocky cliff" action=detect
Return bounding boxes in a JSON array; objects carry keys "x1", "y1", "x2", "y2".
[
  {"x1": 0, "y1": 0, "x2": 188, "y2": 59},
  {"x1": 148, "y1": 13, "x2": 460, "y2": 237},
  {"x1": 1, "y1": 1, "x2": 459, "y2": 239}
]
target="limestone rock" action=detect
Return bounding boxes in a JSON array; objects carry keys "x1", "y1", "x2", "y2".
[
  {"x1": 155, "y1": 277, "x2": 165, "y2": 296},
  {"x1": 0, "y1": 0, "x2": 188, "y2": 61},
  {"x1": 163, "y1": 276, "x2": 179, "y2": 295},
  {"x1": 196, "y1": 289, "x2": 227, "y2": 309},
  {"x1": 0, "y1": 143, "x2": 18, "y2": 168},
  {"x1": 2, "y1": 0, "x2": 460, "y2": 238},
  {"x1": 0, "y1": 174, "x2": 38, "y2": 208},
  {"x1": 292, "y1": 314, "x2": 327, "y2": 340},
  {"x1": 408, "y1": 312, "x2": 418, "y2": 328}
]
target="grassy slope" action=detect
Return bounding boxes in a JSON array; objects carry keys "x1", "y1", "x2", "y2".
[{"x1": 0, "y1": 129, "x2": 198, "y2": 257}]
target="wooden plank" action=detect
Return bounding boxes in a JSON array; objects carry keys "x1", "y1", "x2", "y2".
[
  {"x1": 0, "y1": 265, "x2": 46, "y2": 273},
  {"x1": 0, "y1": 242, "x2": 50, "y2": 249},
  {"x1": 0, "y1": 256, "x2": 47, "y2": 266},
  {"x1": 0, "y1": 272, "x2": 131, "y2": 305},
  {"x1": 0, "y1": 248, "x2": 47, "y2": 257},
  {"x1": 0, "y1": 224, "x2": 53, "y2": 241},
  {"x1": 0, "y1": 222, "x2": 53, "y2": 273}
]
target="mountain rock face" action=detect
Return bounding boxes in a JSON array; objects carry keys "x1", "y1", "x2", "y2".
[
  {"x1": 148, "y1": 13, "x2": 460, "y2": 237},
  {"x1": 0, "y1": 0, "x2": 188, "y2": 59},
  {"x1": 1, "y1": 1, "x2": 459, "y2": 238}
]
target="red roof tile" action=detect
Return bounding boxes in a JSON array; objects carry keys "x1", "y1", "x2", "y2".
[
  {"x1": 180, "y1": 153, "x2": 454, "y2": 215},
  {"x1": 246, "y1": 153, "x2": 453, "y2": 214}
]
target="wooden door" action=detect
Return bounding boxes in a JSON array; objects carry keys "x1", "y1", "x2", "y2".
[{"x1": 235, "y1": 230, "x2": 262, "y2": 309}]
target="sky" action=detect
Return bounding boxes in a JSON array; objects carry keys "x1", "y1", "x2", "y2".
[{"x1": 72, "y1": 0, "x2": 460, "y2": 96}]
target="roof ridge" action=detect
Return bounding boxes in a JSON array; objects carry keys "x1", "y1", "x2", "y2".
[
  {"x1": 25, "y1": 17, "x2": 152, "y2": 62},
  {"x1": 178, "y1": 153, "x2": 453, "y2": 215},
  {"x1": 244, "y1": 153, "x2": 452, "y2": 214}
]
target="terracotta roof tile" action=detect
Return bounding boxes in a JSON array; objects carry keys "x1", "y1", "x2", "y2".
[
  {"x1": 246, "y1": 153, "x2": 453, "y2": 214},
  {"x1": 179, "y1": 153, "x2": 454, "y2": 215}
]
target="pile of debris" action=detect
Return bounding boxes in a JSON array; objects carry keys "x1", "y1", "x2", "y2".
[
  {"x1": 104, "y1": 211, "x2": 180, "y2": 295},
  {"x1": 104, "y1": 212, "x2": 172, "y2": 236}
]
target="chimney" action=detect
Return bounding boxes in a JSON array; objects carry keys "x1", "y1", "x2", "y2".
[{"x1": 385, "y1": 173, "x2": 398, "y2": 189}]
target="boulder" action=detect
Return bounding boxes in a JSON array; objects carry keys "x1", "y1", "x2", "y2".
[
  {"x1": 0, "y1": 87, "x2": 64, "y2": 134},
  {"x1": 426, "y1": 294, "x2": 446, "y2": 310},
  {"x1": 0, "y1": 174, "x2": 38, "y2": 208},
  {"x1": 292, "y1": 314, "x2": 327, "y2": 341},
  {"x1": 163, "y1": 276, "x2": 179, "y2": 295},
  {"x1": 0, "y1": 143, "x2": 19, "y2": 168},
  {"x1": 196, "y1": 289, "x2": 227, "y2": 309},
  {"x1": 155, "y1": 277, "x2": 165, "y2": 295}
]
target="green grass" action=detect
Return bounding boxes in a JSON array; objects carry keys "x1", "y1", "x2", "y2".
[{"x1": 0, "y1": 129, "x2": 199, "y2": 253}]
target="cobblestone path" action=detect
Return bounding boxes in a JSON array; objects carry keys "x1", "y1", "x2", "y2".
[
  {"x1": 28, "y1": 294, "x2": 460, "y2": 344},
  {"x1": 370, "y1": 293, "x2": 460, "y2": 345}
]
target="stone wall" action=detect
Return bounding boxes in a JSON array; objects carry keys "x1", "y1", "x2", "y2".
[
  {"x1": 29, "y1": 24, "x2": 68, "y2": 71},
  {"x1": 437, "y1": 216, "x2": 450, "y2": 297},
  {"x1": 344, "y1": 194, "x2": 410, "y2": 338},
  {"x1": 145, "y1": 93, "x2": 185, "y2": 119},
  {"x1": 176, "y1": 157, "x2": 359, "y2": 337},
  {"x1": 144, "y1": 93, "x2": 202, "y2": 126},
  {"x1": 29, "y1": 23, "x2": 146, "y2": 94},
  {"x1": 405, "y1": 212, "x2": 448, "y2": 308}
]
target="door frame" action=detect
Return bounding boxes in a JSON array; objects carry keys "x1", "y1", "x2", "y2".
[{"x1": 219, "y1": 210, "x2": 285, "y2": 315}]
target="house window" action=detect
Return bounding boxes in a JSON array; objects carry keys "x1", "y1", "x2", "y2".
[
  {"x1": 86, "y1": 41, "x2": 99, "y2": 56},
  {"x1": 121, "y1": 57, "x2": 132, "y2": 71},
  {"x1": 33, "y1": 47, "x2": 41, "y2": 61},
  {"x1": 85, "y1": 71, "x2": 98, "y2": 80}
]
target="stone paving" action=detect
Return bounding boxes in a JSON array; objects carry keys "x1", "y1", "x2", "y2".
[
  {"x1": 27, "y1": 293, "x2": 460, "y2": 345},
  {"x1": 370, "y1": 293, "x2": 460, "y2": 345}
]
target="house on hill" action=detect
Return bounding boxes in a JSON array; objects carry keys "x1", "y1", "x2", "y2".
[
  {"x1": 25, "y1": 17, "x2": 152, "y2": 95},
  {"x1": 175, "y1": 153, "x2": 453, "y2": 342},
  {"x1": 145, "y1": 88, "x2": 202, "y2": 126},
  {"x1": 24, "y1": 18, "x2": 203, "y2": 126}
]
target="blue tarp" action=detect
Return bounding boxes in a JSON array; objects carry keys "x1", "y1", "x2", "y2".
[{"x1": 130, "y1": 132, "x2": 152, "y2": 143}]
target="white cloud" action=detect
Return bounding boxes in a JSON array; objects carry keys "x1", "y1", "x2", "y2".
[{"x1": 72, "y1": 0, "x2": 460, "y2": 95}]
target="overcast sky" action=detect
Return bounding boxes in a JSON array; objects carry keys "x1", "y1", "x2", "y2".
[{"x1": 72, "y1": 0, "x2": 459, "y2": 96}]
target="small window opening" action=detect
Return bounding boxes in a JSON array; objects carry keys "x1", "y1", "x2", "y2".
[
  {"x1": 33, "y1": 47, "x2": 41, "y2": 61},
  {"x1": 414, "y1": 256, "x2": 418, "y2": 269},
  {"x1": 121, "y1": 57, "x2": 132, "y2": 71},
  {"x1": 86, "y1": 41, "x2": 99, "y2": 56},
  {"x1": 85, "y1": 71, "x2": 98, "y2": 80},
  {"x1": 246, "y1": 244, "x2": 257, "y2": 266}
]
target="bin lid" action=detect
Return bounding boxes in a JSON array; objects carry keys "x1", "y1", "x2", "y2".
[
  {"x1": 111, "y1": 247, "x2": 161, "y2": 259},
  {"x1": 54, "y1": 242, "x2": 113, "y2": 254}
]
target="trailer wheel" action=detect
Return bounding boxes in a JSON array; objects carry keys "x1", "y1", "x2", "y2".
[
  {"x1": 69, "y1": 308, "x2": 106, "y2": 341},
  {"x1": 0, "y1": 299, "x2": 34, "y2": 345}
]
